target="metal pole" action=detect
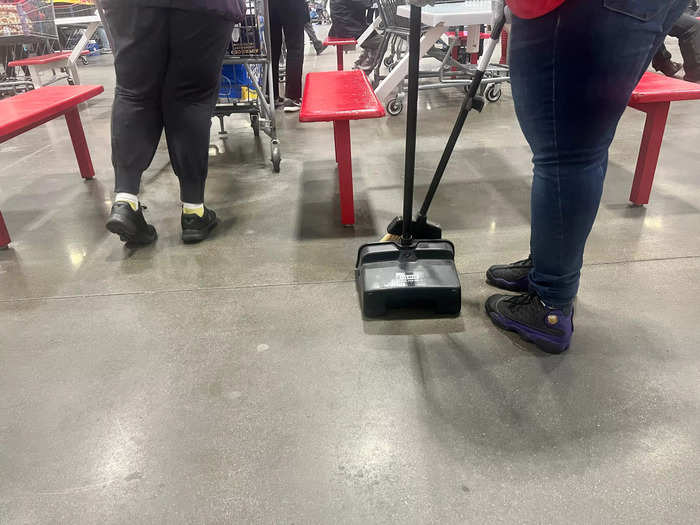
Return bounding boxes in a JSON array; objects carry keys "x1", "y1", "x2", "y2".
[{"x1": 401, "y1": 4, "x2": 422, "y2": 245}]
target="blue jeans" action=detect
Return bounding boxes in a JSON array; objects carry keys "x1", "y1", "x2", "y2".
[{"x1": 509, "y1": 0, "x2": 688, "y2": 307}]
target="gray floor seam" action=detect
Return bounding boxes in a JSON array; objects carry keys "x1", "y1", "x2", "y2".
[{"x1": 2, "y1": 253, "x2": 698, "y2": 304}]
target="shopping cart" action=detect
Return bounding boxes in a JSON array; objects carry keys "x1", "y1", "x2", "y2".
[
  {"x1": 0, "y1": 0, "x2": 59, "y2": 95},
  {"x1": 372, "y1": 0, "x2": 510, "y2": 116},
  {"x1": 214, "y1": 0, "x2": 280, "y2": 172},
  {"x1": 54, "y1": 0, "x2": 98, "y2": 62}
]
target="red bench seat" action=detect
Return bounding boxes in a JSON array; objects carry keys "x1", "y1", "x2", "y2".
[
  {"x1": 627, "y1": 72, "x2": 700, "y2": 205},
  {"x1": 300, "y1": 70, "x2": 385, "y2": 225},
  {"x1": 0, "y1": 85, "x2": 104, "y2": 247},
  {"x1": 8, "y1": 50, "x2": 87, "y2": 68},
  {"x1": 323, "y1": 37, "x2": 358, "y2": 71}
]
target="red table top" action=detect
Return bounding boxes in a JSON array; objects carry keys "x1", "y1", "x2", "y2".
[
  {"x1": 8, "y1": 50, "x2": 88, "y2": 67},
  {"x1": 630, "y1": 72, "x2": 700, "y2": 104},
  {"x1": 323, "y1": 37, "x2": 358, "y2": 47},
  {"x1": 300, "y1": 70, "x2": 386, "y2": 122},
  {"x1": 0, "y1": 85, "x2": 104, "y2": 139}
]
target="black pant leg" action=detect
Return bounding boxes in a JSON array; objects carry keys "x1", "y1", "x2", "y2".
[
  {"x1": 669, "y1": 13, "x2": 700, "y2": 80},
  {"x1": 270, "y1": 14, "x2": 283, "y2": 100},
  {"x1": 163, "y1": 10, "x2": 234, "y2": 203},
  {"x1": 282, "y1": 18, "x2": 305, "y2": 100},
  {"x1": 103, "y1": 6, "x2": 169, "y2": 195}
]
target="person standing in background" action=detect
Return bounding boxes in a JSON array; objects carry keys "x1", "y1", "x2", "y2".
[
  {"x1": 652, "y1": 12, "x2": 700, "y2": 83},
  {"x1": 101, "y1": 0, "x2": 244, "y2": 244},
  {"x1": 328, "y1": 0, "x2": 382, "y2": 71},
  {"x1": 270, "y1": 0, "x2": 309, "y2": 112}
]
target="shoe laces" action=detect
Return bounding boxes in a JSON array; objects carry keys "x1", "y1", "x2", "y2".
[
  {"x1": 512, "y1": 255, "x2": 533, "y2": 267},
  {"x1": 503, "y1": 292, "x2": 539, "y2": 308}
]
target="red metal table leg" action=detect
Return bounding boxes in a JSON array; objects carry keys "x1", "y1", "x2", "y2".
[
  {"x1": 333, "y1": 120, "x2": 354, "y2": 225},
  {"x1": 0, "y1": 210, "x2": 10, "y2": 248},
  {"x1": 629, "y1": 101, "x2": 669, "y2": 205},
  {"x1": 65, "y1": 108, "x2": 95, "y2": 180},
  {"x1": 336, "y1": 46, "x2": 344, "y2": 71},
  {"x1": 500, "y1": 29, "x2": 508, "y2": 64}
]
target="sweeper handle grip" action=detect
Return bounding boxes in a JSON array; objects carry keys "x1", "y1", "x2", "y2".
[{"x1": 416, "y1": 4, "x2": 507, "y2": 220}]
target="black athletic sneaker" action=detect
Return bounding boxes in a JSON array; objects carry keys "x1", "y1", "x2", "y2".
[
  {"x1": 486, "y1": 255, "x2": 532, "y2": 292},
  {"x1": 106, "y1": 201, "x2": 157, "y2": 244},
  {"x1": 181, "y1": 206, "x2": 219, "y2": 243},
  {"x1": 653, "y1": 60, "x2": 682, "y2": 78},
  {"x1": 485, "y1": 292, "x2": 574, "y2": 354}
]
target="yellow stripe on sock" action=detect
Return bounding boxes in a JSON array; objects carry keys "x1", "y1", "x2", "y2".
[{"x1": 183, "y1": 206, "x2": 204, "y2": 217}]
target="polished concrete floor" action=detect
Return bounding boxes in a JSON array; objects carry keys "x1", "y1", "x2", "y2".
[{"x1": 1, "y1": 35, "x2": 699, "y2": 524}]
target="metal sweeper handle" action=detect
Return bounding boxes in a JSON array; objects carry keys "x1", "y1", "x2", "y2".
[
  {"x1": 416, "y1": 2, "x2": 508, "y2": 221},
  {"x1": 400, "y1": 1, "x2": 425, "y2": 245}
]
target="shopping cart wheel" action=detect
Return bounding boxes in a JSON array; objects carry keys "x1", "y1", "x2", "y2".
[
  {"x1": 80, "y1": 56, "x2": 88, "y2": 66},
  {"x1": 271, "y1": 143, "x2": 281, "y2": 173},
  {"x1": 250, "y1": 114, "x2": 260, "y2": 137},
  {"x1": 383, "y1": 57, "x2": 394, "y2": 68},
  {"x1": 386, "y1": 98, "x2": 403, "y2": 116},
  {"x1": 484, "y1": 84, "x2": 502, "y2": 103}
]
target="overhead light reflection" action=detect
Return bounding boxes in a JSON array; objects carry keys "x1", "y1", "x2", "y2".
[
  {"x1": 643, "y1": 216, "x2": 663, "y2": 230},
  {"x1": 68, "y1": 246, "x2": 87, "y2": 269}
]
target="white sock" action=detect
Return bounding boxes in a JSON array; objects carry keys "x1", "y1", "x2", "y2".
[
  {"x1": 182, "y1": 202, "x2": 204, "y2": 217},
  {"x1": 115, "y1": 192, "x2": 139, "y2": 211}
]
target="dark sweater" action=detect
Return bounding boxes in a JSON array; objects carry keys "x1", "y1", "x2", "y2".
[{"x1": 101, "y1": 0, "x2": 245, "y2": 22}]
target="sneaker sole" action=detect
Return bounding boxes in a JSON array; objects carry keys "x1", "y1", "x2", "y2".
[
  {"x1": 106, "y1": 217, "x2": 157, "y2": 244},
  {"x1": 485, "y1": 269, "x2": 530, "y2": 292},
  {"x1": 182, "y1": 218, "x2": 219, "y2": 244},
  {"x1": 486, "y1": 308, "x2": 570, "y2": 354}
]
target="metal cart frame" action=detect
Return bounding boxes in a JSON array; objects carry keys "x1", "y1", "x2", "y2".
[
  {"x1": 0, "y1": 0, "x2": 60, "y2": 94},
  {"x1": 214, "y1": 0, "x2": 280, "y2": 172}
]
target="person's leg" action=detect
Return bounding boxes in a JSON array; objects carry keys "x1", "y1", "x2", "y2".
[
  {"x1": 95, "y1": 27, "x2": 112, "y2": 52},
  {"x1": 106, "y1": 7, "x2": 168, "y2": 198},
  {"x1": 282, "y1": 17, "x2": 305, "y2": 102},
  {"x1": 668, "y1": 13, "x2": 700, "y2": 82},
  {"x1": 270, "y1": 12, "x2": 283, "y2": 101},
  {"x1": 651, "y1": 42, "x2": 682, "y2": 76},
  {"x1": 103, "y1": 6, "x2": 168, "y2": 243},
  {"x1": 162, "y1": 9, "x2": 233, "y2": 241},
  {"x1": 304, "y1": 21, "x2": 325, "y2": 53},
  {"x1": 486, "y1": 0, "x2": 688, "y2": 352},
  {"x1": 355, "y1": 31, "x2": 382, "y2": 71}
]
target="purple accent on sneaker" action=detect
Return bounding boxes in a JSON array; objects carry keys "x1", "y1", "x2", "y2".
[
  {"x1": 487, "y1": 308, "x2": 573, "y2": 354},
  {"x1": 486, "y1": 274, "x2": 529, "y2": 292}
]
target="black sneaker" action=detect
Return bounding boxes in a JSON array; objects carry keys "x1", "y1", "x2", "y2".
[
  {"x1": 106, "y1": 201, "x2": 157, "y2": 244},
  {"x1": 485, "y1": 292, "x2": 574, "y2": 354},
  {"x1": 486, "y1": 255, "x2": 532, "y2": 292},
  {"x1": 181, "y1": 206, "x2": 219, "y2": 243},
  {"x1": 653, "y1": 60, "x2": 682, "y2": 78}
]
